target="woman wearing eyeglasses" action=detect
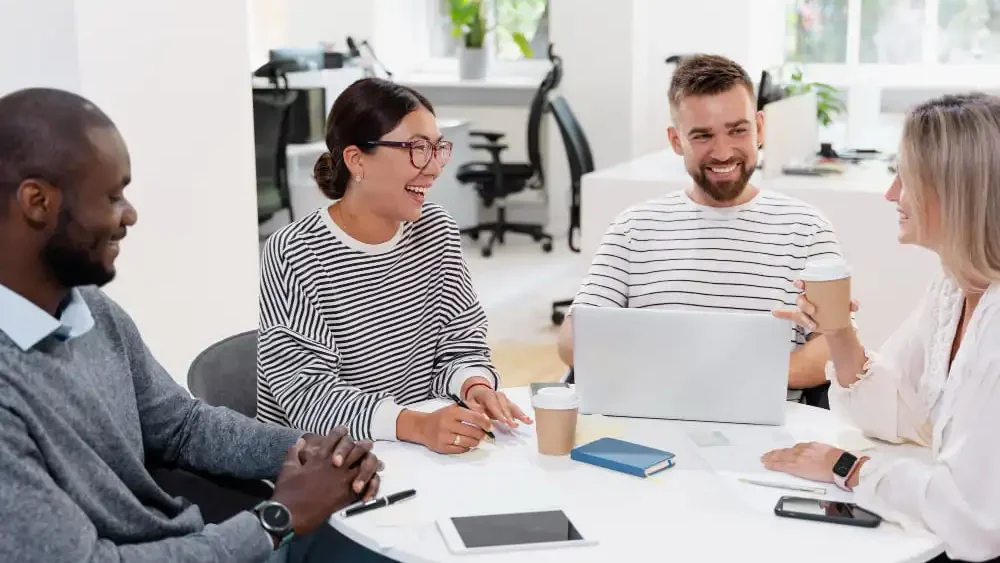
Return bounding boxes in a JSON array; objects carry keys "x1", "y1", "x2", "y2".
[{"x1": 257, "y1": 78, "x2": 532, "y2": 456}]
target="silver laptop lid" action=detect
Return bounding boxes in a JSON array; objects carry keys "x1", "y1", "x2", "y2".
[{"x1": 572, "y1": 306, "x2": 792, "y2": 425}]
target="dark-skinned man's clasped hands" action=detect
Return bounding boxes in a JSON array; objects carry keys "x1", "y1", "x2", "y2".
[{"x1": 270, "y1": 427, "x2": 384, "y2": 543}]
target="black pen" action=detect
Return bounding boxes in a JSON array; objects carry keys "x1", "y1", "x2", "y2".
[
  {"x1": 343, "y1": 489, "x2": 417, "y2": 518},
  {"x1": 448, "y1": 393, "x2": 496, "y2": 441}
]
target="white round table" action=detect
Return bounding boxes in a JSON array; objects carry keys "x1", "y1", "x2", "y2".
[{"x1": 330, "y1": 387, "x2": 942, "y2": 563}]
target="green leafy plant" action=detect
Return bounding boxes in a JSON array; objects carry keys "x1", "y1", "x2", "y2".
[
  {"x1": 783, "y1": 67, "x2": 846, "y2": 127},
  {"x1": 448, "y1": 0, "x2": 533, "y2": 57}
]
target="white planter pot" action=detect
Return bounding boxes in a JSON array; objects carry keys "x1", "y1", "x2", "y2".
[{"x1": 458, "y1": 46, "x2": 488, "y2": 80}]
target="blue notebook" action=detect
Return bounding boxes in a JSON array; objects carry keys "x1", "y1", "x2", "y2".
[{"x1": 570, "y1": 437, "x2": 676, "y2": 478}]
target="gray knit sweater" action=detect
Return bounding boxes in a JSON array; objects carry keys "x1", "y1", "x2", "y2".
[{"x1": 0, "y1": 287, "x2": 301, "y2": 562}]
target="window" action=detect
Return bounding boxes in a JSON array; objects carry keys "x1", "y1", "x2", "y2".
[
  {"x1": 859, "y1": 0, "x2": 926, "y2": 63},
  {"x1": 429, "y1": 0, "x2": 549, "y2": 61},
  {"x1": 938, "y1": 0, "x2": 1000, "y2": 63},
  {"x1": 785, "y1": 0, "x2": 1000, "y2": 66},
  {"x1": 494, "y1": 0, "x2": 548, "y2": 60},
  {"x1": 785, "y1": 0, "x2": 849, "y2": 63}
]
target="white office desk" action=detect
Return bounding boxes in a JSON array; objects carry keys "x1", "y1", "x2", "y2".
[
  {"x1": 283, "y1": 118, "x2": 477, "y2": 228},
  {"x1": 330, "y1": 386, "x2": 941, "y2": 562},
  {"x1": 579, "y1": 150, "x2": 941, "y2": 348}
]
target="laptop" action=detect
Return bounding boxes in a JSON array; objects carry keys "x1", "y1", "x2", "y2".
[{"x1": 572, "y1": 307, "x2": 792, "y2": 425}]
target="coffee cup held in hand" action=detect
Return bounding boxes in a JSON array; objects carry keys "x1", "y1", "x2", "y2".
[
  {"x1": 800, "y1": 258, "x2": 852, "y2": 332},
  {"x1": 532, "y1": 387, "x2": 580, "y2": 456}
]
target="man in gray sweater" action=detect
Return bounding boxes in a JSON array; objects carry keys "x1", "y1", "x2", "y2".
[{"x1": 0, "y1": 89, "x2": 388, "y2": 562}]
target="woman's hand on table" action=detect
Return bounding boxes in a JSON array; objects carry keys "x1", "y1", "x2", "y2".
[
  {"x1": 760, "y1": 442, "x2": 845, "y2": 483},
  {"x1": 463, "y1": 379, "x2": 533, "y2": 429},
  {"x1": 400, "y1": 405, "x2": 493, "y2": 455}
]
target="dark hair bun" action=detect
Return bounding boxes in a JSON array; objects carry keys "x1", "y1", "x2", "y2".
[{"x1": 313, "y1": 151, "x2": 345, "y2": 199}]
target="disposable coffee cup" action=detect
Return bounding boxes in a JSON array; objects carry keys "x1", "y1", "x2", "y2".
[
  {"x1": 800, "y1": 258, "x2": 852, "y2": 331},
  {"x1": 532, "y1": 387, "x2": 580, "y2": 456}
]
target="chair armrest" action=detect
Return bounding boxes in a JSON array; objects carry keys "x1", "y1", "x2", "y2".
[
  {"x1": 471, "y1": 143, "x2": 509, "y2": 151},
  {"x1": 470, "y1": 143, "x2": 509, "y2": 162},
  {"x1": 470, "y1": 130, "x2": 506, "y2": 142}
]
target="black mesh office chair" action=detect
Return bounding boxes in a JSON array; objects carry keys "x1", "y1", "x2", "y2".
[
  {"x1": 547, "y1": 95, "x2": 595, "y2": 325},
  {"x1": 456, "y1": 45, "x2": 562, "y2": 257},
  {"x1": 253, "y1": 89, "x2": 298, "y2": 224}
]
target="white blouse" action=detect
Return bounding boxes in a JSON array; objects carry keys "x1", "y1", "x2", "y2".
[{"x1": 828, "y1": 273, "x2": 1000, "y2": 561}]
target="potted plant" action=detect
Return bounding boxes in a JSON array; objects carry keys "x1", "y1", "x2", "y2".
[
  {"x1": 448, "y1": 0, "x2": 533, "y2": 79},
  {"x1": 782, "y1": 66, "x2": 846, "y2": 127}
]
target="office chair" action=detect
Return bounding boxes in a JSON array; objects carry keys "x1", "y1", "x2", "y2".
[
  {"x1": 187, "y1": 330, "x2": 259, "y2": 417},
  {"x1": 456, "y1": 44, "x2": 562, "y2": 257},
  {"x1": 547, "y1": 95, "x2": 595, "y2": 325},
  {"x1": 150, "y1": 330, "x2": 271, "y2": 525},
  {"x1": 253, "y1": 89, "x2": 299, "y2": 225}
]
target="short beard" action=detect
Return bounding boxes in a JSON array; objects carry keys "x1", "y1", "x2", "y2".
[
  {"x1": 692, "y1": 161, "x2": 754, "y2": 203},
  {"x1": 41, "y1": 207, "x2": 115, "y2": 288}
]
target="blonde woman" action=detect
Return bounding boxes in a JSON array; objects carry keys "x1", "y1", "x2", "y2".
[{"x1": 763, "y1": 93, "x2": 1000, "y2": 563}]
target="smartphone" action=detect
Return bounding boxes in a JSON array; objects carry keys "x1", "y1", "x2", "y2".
[{"x1": 775, "y1": 496, "x2": 882, "y2": 528}]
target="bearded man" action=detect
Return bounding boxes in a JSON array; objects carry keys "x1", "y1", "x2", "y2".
[{"x1": 558, "y1": 54, "x2": 844, "y2": 405}]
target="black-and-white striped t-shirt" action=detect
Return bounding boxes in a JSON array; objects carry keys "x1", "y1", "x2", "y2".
[
  {"x1": 257, "y1": 203, "x2": 499, "y2": 441},
  {"x1": 572, "y1": 189, "x2": 842, "y2": 373}
]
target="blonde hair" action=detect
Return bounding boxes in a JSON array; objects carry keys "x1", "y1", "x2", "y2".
[{"x1": 898, "y1": 93, "x2": 1000, "y2": 291}]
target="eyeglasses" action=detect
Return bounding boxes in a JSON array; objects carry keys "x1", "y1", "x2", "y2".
[{"x1": 364, "y1": 139, "x2": 453, "y2": 169}]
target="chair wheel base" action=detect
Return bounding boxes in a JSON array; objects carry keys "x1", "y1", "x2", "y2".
[
  {"x1": 551, "y1": 311, "x2": 566, "y2": 325},
  {"x1": 542, "y1": 241, "x2": 553, "y2": 252}
]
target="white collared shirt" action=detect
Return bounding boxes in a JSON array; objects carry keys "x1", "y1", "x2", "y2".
[
  {"x1": 0, "y1": 285, "x2": 94, "y2": 351},
  {"x1": 828, "y1": 273, "x2": 1000, "y2": 561}
]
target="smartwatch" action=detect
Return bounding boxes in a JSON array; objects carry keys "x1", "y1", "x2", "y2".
[
  {"x1": 253, "y1": 501, "x2": 295, "y2": 549},
  {"x1": 832, "y1": 452, "x2": 861, "y2": 491}
]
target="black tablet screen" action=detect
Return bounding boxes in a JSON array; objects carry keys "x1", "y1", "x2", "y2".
[{"x1": 452, "y1": 510, "x2": 583, "y2": 548}]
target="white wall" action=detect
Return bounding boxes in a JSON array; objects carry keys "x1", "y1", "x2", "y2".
[
  {"x1": 248, "y1": 0, "x2": 289, "y2": 68},
  {"x1": 2, "y1": 0, "x2": 261, "y2": 385},
  {"x1": 549, "y1": 0, "x2": 636, "y2": 171},
  {"x1": 0, "y1": 0, "x2": 80, "y2": 93},
  {"x1": 285, "y1": 0, "x2": 374, "y2": 53},
  {"x1": 633, "y1": 0, "x2": 785, "y2": 157}
]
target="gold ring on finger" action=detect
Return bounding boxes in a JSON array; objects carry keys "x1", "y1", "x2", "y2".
[{"x1": 453, "y1": 434, "x2": 461, "y2": 446}]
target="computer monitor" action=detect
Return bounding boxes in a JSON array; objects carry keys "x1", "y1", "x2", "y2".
[{"x1": 762, "y1": 91, "x2": 819, "y2": 179}]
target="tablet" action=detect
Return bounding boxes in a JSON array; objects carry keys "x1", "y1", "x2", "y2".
[{"x1": 436, "y1": 509, "x2": 597, "y2": 555}]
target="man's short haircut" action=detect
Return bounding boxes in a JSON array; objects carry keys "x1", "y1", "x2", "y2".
[
  {"x1": 668, "y1": 54, "x2": 756, "y2": 115},
  {"x1": 0, "y1": 88, "x2": 116, "y2": 212}
]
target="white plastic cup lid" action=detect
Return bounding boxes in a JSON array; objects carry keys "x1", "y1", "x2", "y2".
[
  {"x1": 532, "y1": 387, "x2": 580, "y2": 410},
  {"x1": 800, "y1": 257, "x2": 852, "y2": 282}
]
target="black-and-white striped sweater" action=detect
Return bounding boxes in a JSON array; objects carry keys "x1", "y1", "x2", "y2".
[
  {"x1": 571, "y1": 189, "x2": 843, "y2": 398},
  {"x1": 257, "y1": 202, "x2": 498, "y2": 441}
]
